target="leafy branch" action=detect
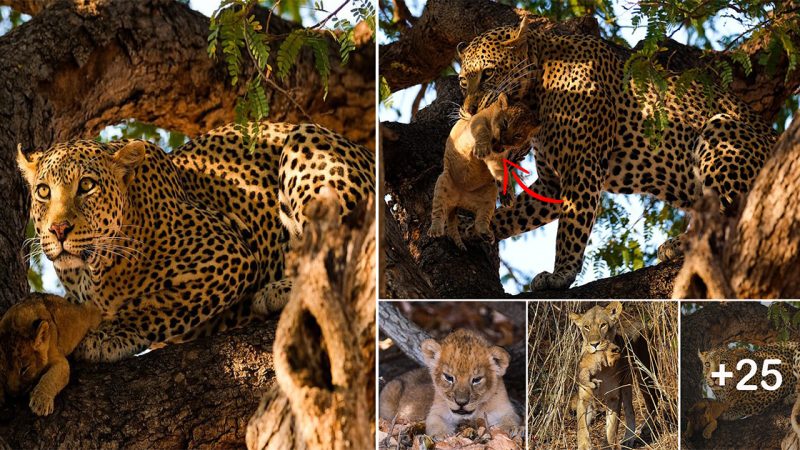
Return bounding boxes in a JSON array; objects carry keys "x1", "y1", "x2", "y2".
[{"x1": 207, "y1": 0, "x2": 375, "y2": 148}]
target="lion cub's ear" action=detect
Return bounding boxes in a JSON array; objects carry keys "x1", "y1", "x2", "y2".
[
  {"x1": 489, "y1": 346, "x2": 510, "y2": 376},
  {"x1": 605, "y1": 301, "x2": 623, "y2": 320},
  {"x1": 568, "y1": 312, "x2": 582, "y2": 326},
  {"x1": 497, "y1": 92, "x2": 509, "y2": 110},
  {"x1": 113, "y1": 141, "x2": 146, "y2": 184},
  {"x1": 16, "y1": 144, "x2": 41, "y2": 186},
  {"x1": 421, "y1": 339, "x2": 441, "y2": 367},
  {"x1": 32, "y1": 319, "x2": 50, "y2": 352}
]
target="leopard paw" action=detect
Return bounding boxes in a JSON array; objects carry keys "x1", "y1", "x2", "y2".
[
  {"x1": 531, "y1": 271, "x2": 574, "y2": 290},
  {"x1": 657, "y1": 236, "x2": 685, "y2": 261}
]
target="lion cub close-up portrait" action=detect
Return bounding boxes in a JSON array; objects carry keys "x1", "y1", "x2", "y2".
[{"x1": 378, "y1": 301, "x2": 525, "y2": 449}]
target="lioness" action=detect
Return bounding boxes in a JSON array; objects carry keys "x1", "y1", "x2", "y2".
[
  {"x1": 379, "y1": 328, "x2": 520, "y2": 440},
  {"x1": 569, "y1": 301, "x2": 635, "y2": 450}
]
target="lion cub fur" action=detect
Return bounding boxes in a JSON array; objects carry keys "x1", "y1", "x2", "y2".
[
  {"x1": 0, "y1": 293, "x2": 101, "y2": 415},
  {"x1": 428, "y1": 94, "x2": 537, "y2": 249},
  {"x1": 379, "y1": 328, "x2": 520, "y2": 439}
]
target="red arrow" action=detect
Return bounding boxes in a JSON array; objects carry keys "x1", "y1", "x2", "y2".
[{"x1": 502, "y1": 159, "x2": 564, "y2": 204}]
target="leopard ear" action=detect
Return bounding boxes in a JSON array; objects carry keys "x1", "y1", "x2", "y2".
[
  {"x1": 113, "y1": 141, "x2": 146, "y2": 183},
  {"x1": 606, "y1": 301, "x2": 623, "y2": 320},
  {"x1": 16, "y1": 144, "x2": 40, "y2": 186},
  {"x1": 32, "y1": 319, "x2": 50, "y2": 352},
  {"x1": 421, "y1": 339, "x2": 441, "y2": 368},
  {"x1": 456, "y1": 41, "x2": 468, "y2": 61},
  {"x1": 502, "y1": 17, "x2": 530, "y2": 48},
  {"x1": 489, "y1": 346, "x2": 510, "y2": 376}
]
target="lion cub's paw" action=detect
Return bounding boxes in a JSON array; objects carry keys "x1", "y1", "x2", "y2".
[
  {"x1": 29, "y1": 387, "x2": 55, "y2": 416},
  {"x1": 472, "y1": 143, "x2": 491, "y2": 159},
  {"x1": 428, "y1": 221, "x2": 445, "y2": 238}
]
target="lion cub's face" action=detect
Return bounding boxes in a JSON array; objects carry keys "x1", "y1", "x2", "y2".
[
  {"x1": 569, "y1": 301, "x2": 622, "y2": 354},
  {"x1": 0, "y1": 302, "x2": 53, "y2": 395},
  {"x1": 471, "y1": 93, "x2": 538, "y2": 158},
  {"x1": 421, "y1": 329, "x2": 510, "y2": 417}
]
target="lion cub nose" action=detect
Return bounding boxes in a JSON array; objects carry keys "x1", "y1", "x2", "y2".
[{"x1": 49, "y1": 221, "x2": 74, "y2": 242}]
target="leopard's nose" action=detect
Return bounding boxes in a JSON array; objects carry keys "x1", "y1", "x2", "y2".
[{"x1": 49, "y1": 221, "x2": 74, "y2": 242}]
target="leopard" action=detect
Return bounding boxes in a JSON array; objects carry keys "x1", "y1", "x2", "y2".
[
  {"x1": 380, "y1": 328, "x2": 520, "y2": 440},
  {"x1": 0, "y1": 293, "x2": 101, "y2": 416},
  {"x1": 428, "y1": 93, "x2": 538, "y2": 250},
  {"x1": 691, "y1": 342, "x2": 800, "y2": 439},
  {"x1": 457, "y1": 17, "x2": 776, "y2": 290},
  {"x1": 16, "y1": 122, "x2": 374, "y2": 362}
]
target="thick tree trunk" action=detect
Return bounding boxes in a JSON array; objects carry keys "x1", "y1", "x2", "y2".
[
  {"x1": 0, "y1": 0, "x2": 375, "y2": 312},
  {"x1": 681, "y1": 303, "x2": 800, "y2": 449},
  {"x1": 0, "y1": 322, "x2": 278, "y2": 449},
  {"x1": 247, "y1": 197, "x2": 376, "y2": 450},
  {"x1": 675, "y1": 110, "x2": 800, "y2": 299}
]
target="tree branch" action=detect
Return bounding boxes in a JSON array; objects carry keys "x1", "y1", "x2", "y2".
[
  {"x1": 0, "y1": 322, "x2": 278, "y2": 447},
  {"x1": 381, "y1": 0, "x2": 798, "y2": 121}
]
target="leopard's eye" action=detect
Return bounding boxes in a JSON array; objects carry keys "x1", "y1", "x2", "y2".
[
  {"x1": 471, "y1": 376, "x2": 483, "y2": 385},
  {"x1": 443, "y1": 373, "x2": 454, "y2": 384},
  {"x1": 35, "y1": 184, "x2": 50, "y2": 200},
  {"x1": 77, "y1": 177, "x2": 96, "y2": 195},
  {"x1": 483, "y1": 68, "x2": 495, "y2": 80}
]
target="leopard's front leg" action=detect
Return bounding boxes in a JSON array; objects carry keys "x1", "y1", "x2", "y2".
[{"x1": 531, "y1": 161, "x2": 603, "y2": 290}]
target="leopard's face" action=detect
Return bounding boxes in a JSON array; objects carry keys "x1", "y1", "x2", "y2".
[
  {"x1": 459, "y1": 25, "x2": 534, "y2": 115},
  {"x1": 698, "y1": 347, "x2": 747, "y2": 392},
  {"x1": 17, "y1": 140, "x2": 144, "y2": 272}
]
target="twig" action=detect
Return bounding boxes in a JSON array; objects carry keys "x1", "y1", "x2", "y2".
[
  {"x1": 311, "y1": 0, "x2": 351, "y2": 30},
  {"x1": 410, "y1": 83, "x2": 427, "y2": 119}
]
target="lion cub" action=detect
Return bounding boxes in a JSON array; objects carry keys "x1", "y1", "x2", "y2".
[
  {"x1": 380, "y1": 329, "x2": 520, "y2": 440},
  {"x1": 0, "y1": 293, "x2": 101, "y2": 415},
  {"x1": 577, "y1": 342, "x2": 622, "y2": 390},
  {"x1": 428, "y1": 93, "x2": 536, "y2": 249}
]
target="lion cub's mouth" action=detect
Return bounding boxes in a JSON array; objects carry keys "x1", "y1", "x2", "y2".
[{"x1": 451, "y1": 408, "x2": 473, "y2": 416}]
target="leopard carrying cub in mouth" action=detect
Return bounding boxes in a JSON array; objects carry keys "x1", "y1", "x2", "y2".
[{"x1": 458, "y1": 18, "x2": 775, "y2": 290}]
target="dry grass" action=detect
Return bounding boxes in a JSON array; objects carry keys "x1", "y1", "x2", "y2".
[{"x1": 527, "y1": 301, "x2": 678, "y2": 449}]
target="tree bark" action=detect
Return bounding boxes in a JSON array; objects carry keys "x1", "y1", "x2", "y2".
[
  {"x1": 681, "y1": 302, "x2": 800, "y2": 449},
  {"x1": 247, "y1": 196, "x2": 376, "y2": 450},
  {"x1": 380, "y1": 0, "x2": 799, "y2": 300},
  {"x1": 0, "y1": 0, "x2": 375, "y2": 313},
  {"x1": 0, "y1": 322, "x2": 278, "y2": 449}
]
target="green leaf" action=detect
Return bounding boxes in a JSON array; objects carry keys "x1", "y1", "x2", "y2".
[{"x1": 277, "y1": 29, "x2": 308, "y2": 81}]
